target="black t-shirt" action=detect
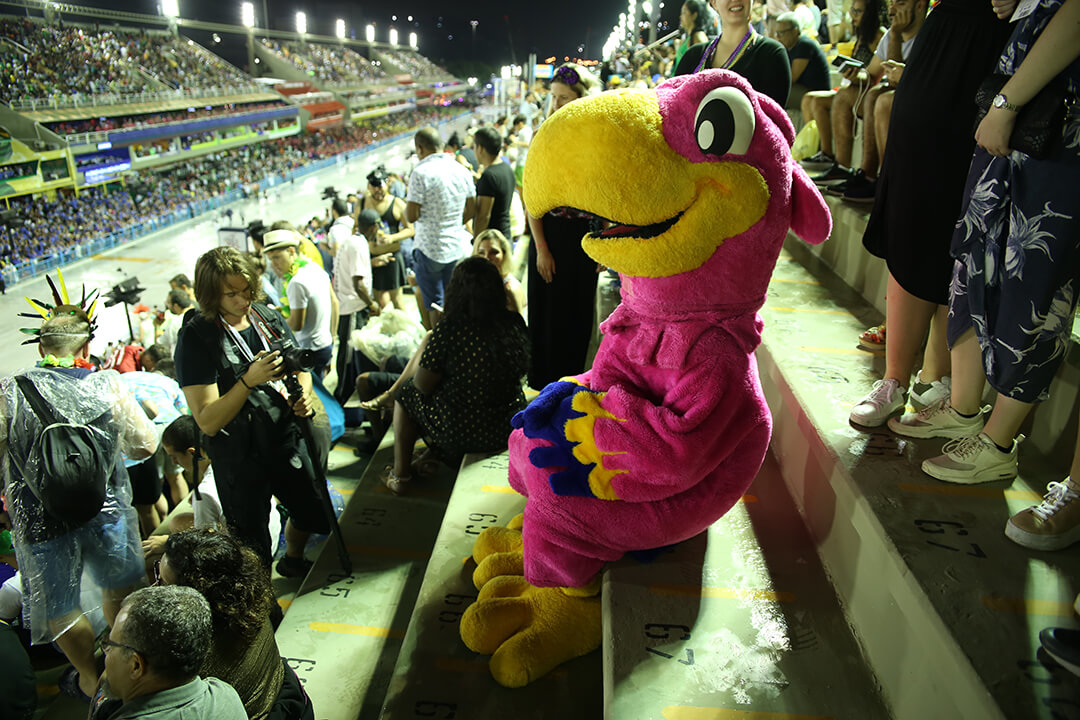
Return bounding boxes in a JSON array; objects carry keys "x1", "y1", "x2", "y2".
[
  {"x1": 475, "y1": 160, "x2": 516, "y2": 240},
  {"x1": 788, "y1": 35, "x2": 831, "y2": 92},
  {"x1": 675, "y1": 35, "x2": 792, "y2": 108},
  {"x1": 174, "y1": 306, "x2": 298, "y2": 396}
]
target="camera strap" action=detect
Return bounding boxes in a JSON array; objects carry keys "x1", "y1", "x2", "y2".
[{"x1": 219, "y1": 308, "x2": 287, "y2": 398}]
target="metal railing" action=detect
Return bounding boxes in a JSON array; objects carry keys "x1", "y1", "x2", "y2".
[{"x1": 9, "y1": 84, "x2": 270, "y2": 112}]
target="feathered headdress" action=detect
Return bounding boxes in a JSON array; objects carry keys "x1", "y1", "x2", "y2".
[{"x1": 18, "y1": 270, "x2": 99, "y2": 345}]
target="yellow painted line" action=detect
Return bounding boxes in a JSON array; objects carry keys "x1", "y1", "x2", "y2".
[
  {"x1": 36, "y1": 685, "x2": 60, "y2": 696},
  {"x1": 331, "y1": 445, "x2": 358, "y2": 454},
  {"x1": 982, "y1": 596, "x2": 1076, "y2": 617},
  {"x1": 337, "y1": 487, "x2": 354, "y2": 495},
  {"x1": 309, "y1": 621, "x2": 406, "y2": 639},
  {"x1": 898, "y1": 483, "x2": 1042, "y2": 501},
  {"x1": 663, "y1": 707, "x2": 834, "y2": 720},
  {"x1": 278, "y1": 598, "x2": 292, "y2": 611},
  {"x1": 769, "y1": 278, "x2": 821, "y2": 285},
  {"x1": 90, "y1": 254, "x2": 154, "y2": 262},
  {"x1": 346, "y1": 544, "x2": 430, "y2": 559},
  {"x1": 770, "y1": 306, "x2": 850, "y2": 315},
  {"x1": 481, "y1": 484, "x2": 518, "y2": 494},
  {"x1": 649, "y1": 585, "x2": 796, "y2": 603},
  {"x1": 740, "y1": 494, "x2": 757, "y2": 503},
  {"x1": 798, "y1": 346, "x2": 879, "y2": 356}
]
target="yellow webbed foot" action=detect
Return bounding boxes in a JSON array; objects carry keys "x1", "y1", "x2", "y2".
[
  {"x1": 459, "y1": 575, "x2": 602, "y2": 687},
  {"x1": 471, "y1": 523, "x2": 525, "y2": 590}
]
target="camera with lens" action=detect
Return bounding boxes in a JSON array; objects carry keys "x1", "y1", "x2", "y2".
[{"x1": 269, "y1": 336, "x2": 316, "y2": 374}]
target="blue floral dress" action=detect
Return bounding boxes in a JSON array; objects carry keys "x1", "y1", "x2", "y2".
[{"x1": 948, "y1": 0, "x2": 1080, "y2": 403}]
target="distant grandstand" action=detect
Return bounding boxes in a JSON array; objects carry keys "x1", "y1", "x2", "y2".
[{"x1": 0, "y1": 2, "x2": 473, "y2": 286}]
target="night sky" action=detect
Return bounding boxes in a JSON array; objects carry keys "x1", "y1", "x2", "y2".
[{"x1": 31, "y1": 0, "x2": 681, "y2": 72}]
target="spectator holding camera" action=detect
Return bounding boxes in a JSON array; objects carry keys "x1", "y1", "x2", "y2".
[{"x1": 174, "y1": 247, "x2": 331, "y2": 577}]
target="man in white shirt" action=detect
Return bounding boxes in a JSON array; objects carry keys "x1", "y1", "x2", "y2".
[
  {"x1": 156, "y1": 289, "x2": 195, "y2": 358},
  {"x1": 262, "y1": 229, "x2": 338, "y2": 377},
  {"x1": 332, "y1": 209, "x2": 378, "y2": 404},
  {"x1": 325, "y1": 198, "x2": 354, "y2": 258},
  {"x1": 405, "y1": 127, "x2": 477, "y2": 327}
]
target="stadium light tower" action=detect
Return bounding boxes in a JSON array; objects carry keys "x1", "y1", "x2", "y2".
[
  {"x1": 366, "y1": 24, "x2": 375, "y2": 43},
  {"x1": 335, "y1": 18, "x2": 345, "y2": 39},
  {"x1": 389, "y1": 27, "x2": 398, "y2": 46},
  {"x1": 241, "y1": 2, "x2": 255, "y2": 27},
  {"x1": 409, "y1": 32, "x2": 417, "y2": 49},
  {"x1": 161, "y1": 0, "x2": 179, "y2": 18},
  {"x1": 296, "y1": 11, "x2": 307, "y2": 36}
]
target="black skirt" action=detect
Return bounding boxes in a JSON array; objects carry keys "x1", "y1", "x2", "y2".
[{"x1": 862, "y1": 0, "x2": 1011, "y2": 304}]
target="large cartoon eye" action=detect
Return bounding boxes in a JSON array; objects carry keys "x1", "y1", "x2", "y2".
[{"x1": 693, "y1": 86, "x2": 755, "y2": 157}]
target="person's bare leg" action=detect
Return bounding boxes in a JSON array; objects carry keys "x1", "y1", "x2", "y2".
[
  {"x1": 1068, "y1": 422, "x2": 1080, "y2": 483},
  {"x1": 390, "y1": 287, "x2": 407, "y2": 311},
  {"x1": 873, "y1": 90, "x2": 895, "y2": 170},
  {"x1": 375, "y1": 289, "x2": 390, "y2": 310},
  {"x1": 52, "y1": 613, "x2": 99, "y2": 697},
  {"x1": 813, "y1": 93, "x2": 837, "y2": 156},
  {"x1": 948, "y1": 328, "x2": 987, "y2": 415},
  {"x1": 135, "y1": 505, "x2": 158, "y2": 537},
  {"x1": 832, "y1": 86, "x2": 858, "y2": 168},
  {"x1": 883, "y1": 273, "x2": 936, "y2": 386},
  {"x1": 859, "y1": 86, "x2": 886, "y2": 178},
  {"x1": 284, "y1": 519, "x2": 311, "y2": 561},
  {"x1": 392, "y1": 401, "x2": 419, "y2": 479},
  {"x1": 919, "y1": 304, "x2": 951, "y2": 382},
  {"x1": 415, "y1": 287, "x2": 430, "y2": 330},
  {"x1": 983, "y1": 395, "x2": 1034, "y2": 449}
]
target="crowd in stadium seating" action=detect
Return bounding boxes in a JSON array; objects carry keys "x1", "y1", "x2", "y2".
[
  {"x1": 0, "y1": 107, "x2": 462, "y2": 268},
  {"x1": 379, "y1": 49, "x2": 450, "y2": 79},
  {"x1": 46, "y1": 102, "x2": 290, "y2": 137},
  {"x1": 0, "y1": 18, "x2": 251, "y2": 103},
  {"x1": 263, "y1": 40, "x2": 388, "y2": 84}
]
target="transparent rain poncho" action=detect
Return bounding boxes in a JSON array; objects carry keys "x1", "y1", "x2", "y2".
[{"x1": 0, "y1": 367, "x2": 157, "y2": 644}]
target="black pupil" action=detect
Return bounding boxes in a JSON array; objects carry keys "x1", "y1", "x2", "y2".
[{"x1": 697, "y1": 100, "x2": 736, "y2": 156}]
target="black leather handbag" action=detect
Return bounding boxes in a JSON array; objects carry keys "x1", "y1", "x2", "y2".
[{"x1": 974, "y1": 72, "x2": 1070, "y2": 160}]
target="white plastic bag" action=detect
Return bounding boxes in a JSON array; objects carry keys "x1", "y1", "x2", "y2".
[{"x1": 349, "y1": 307, "x2": 425, "y2": 366}]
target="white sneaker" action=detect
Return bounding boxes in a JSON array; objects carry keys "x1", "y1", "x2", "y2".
[
  {"x1": 1005, "y1": 479, "x2": 1080, "y2": 551},
  {"x1": 921, "y1": 432, "x2": 1022, "y2": 484},
  {"x1": 910, "y1": 372, "x2": 951, "y2": 407},
  {"x1": 888, "y1": 400, "x2": 988, "y2": 439},
  {"x1": 850, "y1": 379, "x2": 906, "y2": 427}
]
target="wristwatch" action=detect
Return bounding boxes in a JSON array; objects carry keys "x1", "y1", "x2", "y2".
[{"x1": 992, "y1": 93, "x2": 1021, "y2": 112}]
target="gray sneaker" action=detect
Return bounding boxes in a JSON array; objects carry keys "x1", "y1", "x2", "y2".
[
  {"x1": 910, "y1": 373, "x2": 951, "y2": 407},
  {"x1": 921, "y1": 432, "x2": 1022, "y2": 484},
  {"x1": 850, "y1": 378, "x2": 906, "y2": 427},
  {"x1": 888, "y1": 399, "x2": 987, "y2": 439},
  {"x1": 1005, "y1": 479, "x2": 1080, "y2": 551}
]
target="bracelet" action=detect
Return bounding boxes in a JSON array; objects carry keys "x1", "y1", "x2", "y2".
[{"x1": 239, "y1": 376, "x2": 253, "y2": 390}]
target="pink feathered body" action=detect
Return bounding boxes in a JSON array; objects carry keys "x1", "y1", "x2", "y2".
[{"x1": 508, "y1": 71, "x2": 830, "y2": 589}]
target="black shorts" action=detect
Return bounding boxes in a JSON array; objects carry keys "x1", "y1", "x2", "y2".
[{"x1": 126, "y1": 454, "x2": 163, "y2": 506}]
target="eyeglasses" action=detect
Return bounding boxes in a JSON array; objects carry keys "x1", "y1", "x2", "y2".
[
  {"x1": 101, "y1": 637, "x2": 142, "y2": 655},
  {"x1": 553, "y1": 65, "x2": 581, "y2": 87}
]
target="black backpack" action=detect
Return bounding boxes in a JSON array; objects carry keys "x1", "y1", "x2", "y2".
[{"x1": 14, "y1": 375, "x2": 113, "y2": 526}]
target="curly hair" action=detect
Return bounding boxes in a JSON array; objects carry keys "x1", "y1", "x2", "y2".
[
  {"x1": 163, "y1": 529, "x2": 274, "y2": 646},
  {"x1": 193, "y1": 246, "x2": 265, "y2": 320}
]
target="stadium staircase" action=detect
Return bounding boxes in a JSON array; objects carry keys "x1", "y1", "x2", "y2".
[{"x1": 277, "y1": 197, "x2": 1080, "y2": 720}]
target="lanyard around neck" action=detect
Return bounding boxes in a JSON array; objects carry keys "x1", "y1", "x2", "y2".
[{"x1": 695, "y1": 28, "x2": 756, "y2": 74}]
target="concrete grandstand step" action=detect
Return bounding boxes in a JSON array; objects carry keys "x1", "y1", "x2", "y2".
[
  {"x1": 380, "y1": 451, "x2": 602, "y2": 718},
  {"x1": 758, "y1": 239, "x2": 1080, "y2": 719},
  {"x1": 603, "y1": 452, "x2": 889, "y2": 719},
  {"x1": 273, "y1": 431, "x2": 456, "y2": 720}
]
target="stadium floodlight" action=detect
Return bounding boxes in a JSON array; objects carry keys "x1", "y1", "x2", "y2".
[
  {"x1": 241, "y1": 1, "x2": 255, "y2": 28},
  {"x1": 162, "y1": 0, "x2": 179, "y2": 18},
  {"x1": 296, "y1": 11, "x2": 307, "y2": 35},
  {"x1": 335, "y1": 18, "x2": 345, "y2": 39},
  {"x1": 366, "y1": 24, "x2": 375, "y2": 42},
  {"x1": 389, "y1": 28, "x2": 398, "y2": 46},
  {"x1": 409, "y1": 32, "x2": 417, "y2": 49}
]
